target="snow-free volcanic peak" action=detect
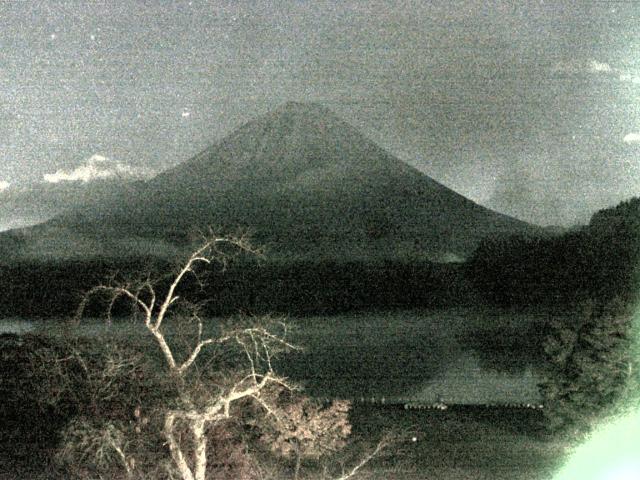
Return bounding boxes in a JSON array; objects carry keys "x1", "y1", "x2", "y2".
[{"x1": 1, "y1": 102, "x2": 539, "y2": 260}]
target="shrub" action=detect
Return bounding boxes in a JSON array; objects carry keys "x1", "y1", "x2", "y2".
[{"x1": 539, "y1": 298, "x2": 634, "y2": 432}]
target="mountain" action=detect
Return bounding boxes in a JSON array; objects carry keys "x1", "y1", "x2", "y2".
[
  {"x1": 1, "y1": 102, "x2": 540, "y2": 261},
  {"x1": 0, "y1": 178, "x2": 146, "y2": 232},
  {"x1": 0, "y1": 155, "x2": 152, "y2": 233}
]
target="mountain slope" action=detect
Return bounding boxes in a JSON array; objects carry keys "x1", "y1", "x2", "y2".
[
  {"x1": 0, "y1": 177, "x2": 146, "y2": 232},
  {"x1": 2, "y1": 102, "x2": 539, "y2": 261}
]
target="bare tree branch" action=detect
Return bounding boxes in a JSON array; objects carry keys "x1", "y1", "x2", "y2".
[
  {"x1": 333, "y1": 433, "x2": 397, "y2": 480},
  {"x1": 71, "y1": 233, "x2": 328, "y2": 480}
]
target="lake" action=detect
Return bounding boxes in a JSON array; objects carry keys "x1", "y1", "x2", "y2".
[{"x1": 0, "y1": 307, "x2": 548, "y2": 405}]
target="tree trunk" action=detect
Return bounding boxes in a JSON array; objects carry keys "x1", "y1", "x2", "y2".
[
  {"x1": 294, "y1": 443, "x2": 301, "y2": 480},
  {"x1": 192, "y1": 418, "x2": 208, "y2": 480},
  {"x1": 164, "y1": 412, "x2": 196, "y2": 480}
]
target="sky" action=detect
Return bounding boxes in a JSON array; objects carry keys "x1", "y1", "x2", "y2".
[{"x1": 1, "y1": 0, "x2": 639, "y2": 226}]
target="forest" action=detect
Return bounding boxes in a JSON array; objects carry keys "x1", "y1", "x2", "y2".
[{"x1": 0, "y1": 199, "x2": 638, "y2": 318}]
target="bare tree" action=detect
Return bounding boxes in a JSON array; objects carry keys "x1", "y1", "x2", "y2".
[
  {"x1": 74, "y1": 233, "x2": 396, "y2": 480},
  {"x1": 75, "y1": 233, "x2": 290, "y2": 479}
]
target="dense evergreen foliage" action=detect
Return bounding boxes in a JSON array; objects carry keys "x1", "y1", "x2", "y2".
[
  {"x1": 467, "y1": 197, "x2": 640, "y2": 308},
  {"x1": 467, "y1": 198, "x2": 640, "y2": 432},
  {"x1": 1, "y1": 199, "x2": 637, "y2": 322},
  {"x1": 539, "y1": 298, "x2": 634, "y2": 432}
]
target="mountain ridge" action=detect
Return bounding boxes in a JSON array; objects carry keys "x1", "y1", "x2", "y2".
[{"x1": 1, "y1": 102, "x2": 540, "y2": 261}]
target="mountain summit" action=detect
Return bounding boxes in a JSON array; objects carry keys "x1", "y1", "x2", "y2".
[
  {"x1": 3, "y1": 102, "x2": 538, "y2": 261},
  {"x1": 149, "y1": 101, "x2": 419, "y2": 194}
]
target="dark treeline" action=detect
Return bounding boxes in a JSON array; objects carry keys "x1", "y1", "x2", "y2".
[
  {"x1": 467, "y1": 197, "x2": 640, "y2": 431},
  {"x1": 467, "y1": 197, "x2": 640, "y2": 309},
  {"x1": 0, "y1": 256, "x2": 473, "y2": 318},
  {"x1": 1, "y1": 198, "x2": 638, "y2": 319},
  {"x1": 203, "y1": 259, "x2": 472, "y2": 315},
  {"x1": 0, "y1": 256, "x2": 160, "y2": 318}
]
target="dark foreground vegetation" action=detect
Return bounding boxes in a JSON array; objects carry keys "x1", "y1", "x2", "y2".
[
  {"x1": 1, "y1": 332, "x2": 568, "y2": 480},
  {"x1": 1, "y1": 197, "x2": 639, "y2": 478},
  {"x1": 1, "y1": 298, "x2": 635, "y2": 478},
  {"x1": 2, "y1": 237, "x2": 410, "y2": 480}
]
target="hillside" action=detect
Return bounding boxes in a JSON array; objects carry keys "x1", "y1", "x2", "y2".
[
  {"x1": 0, "y1": 177, "x2": 146, "y2": 233},
  {"x1": 0, "y1": 102, "x2": 539, "y2": 261}
]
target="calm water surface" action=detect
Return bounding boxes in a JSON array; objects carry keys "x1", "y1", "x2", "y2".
[{"x1": 0, "y1": 310, "x2": 544, "y2": 405}]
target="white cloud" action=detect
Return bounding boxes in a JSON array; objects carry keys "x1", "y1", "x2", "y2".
[
  {"x1": 43, "y1": 154, "x2": 151, "y2": 183},
  {"x1": 550, "y1": 60, "x2": 582, "y2": 75},
  {"x1": 589, "y1": 60, "x2": 612, "y2": 73},
  {"x1": 552, "y1": 58, "x2": 640, "y2": 86},
  {"x1": 623, "y1": 133, "x2": 640, "y2": 144},
  {"x1": 0, "y1": 181, "x2": 10, "y2": 191},
  {"x1": 586, "y1": 59, "x2": 640, "y2": 85},
  {"x1": 619, "y1": 73, "x2": 640, "y2": 84}
]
